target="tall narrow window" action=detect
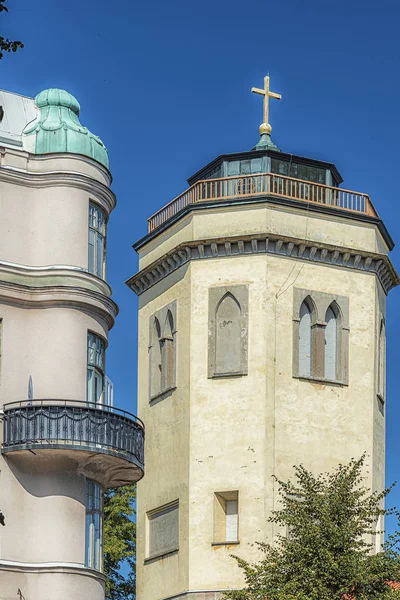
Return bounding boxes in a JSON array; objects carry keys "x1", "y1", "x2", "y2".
[
  {"x1": 88, "y1": 203, "x2": 107, "y2": 279},
  {"x1": 378, "y1": 320, "x2": 386, "y2": 399},
  {"x1": 87, "y1": 332, "x2": 105, "y2": 405},
  {"x1": 85, "y1": 479, "x2": 103, "y2": 571},
  {"x1": 161, "y1": 311, "x2": 175, "y2": 391},
  {"x1": 213, "y1": 491, "x2": 239, "y2": 544},
  {"x1": 105, "y1": 376, "x2": 114, "y2": 409},
  {"x1": 299, "y1": 301, "x2": 312, "y2": 377},
  {"x1": 324, "y1": 306, "x2": 338, "y2": 380},
  {"x1": 215, "y1": 293, "x2": 241, "y2": 375},
  {"x1": 149, "y1": 302, "x2": 177, "y2": 400},
  {"x1": 150, "y1": 318, "x2": 162, "y2": 397}
]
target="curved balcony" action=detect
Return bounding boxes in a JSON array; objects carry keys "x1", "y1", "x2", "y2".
[{"x1": 1, "y1": 399, "x2": 144, "y2": 488}]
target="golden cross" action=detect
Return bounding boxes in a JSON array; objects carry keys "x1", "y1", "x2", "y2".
[{"x1": 251, "y1": 75, "x2": 281, "y2": 135}]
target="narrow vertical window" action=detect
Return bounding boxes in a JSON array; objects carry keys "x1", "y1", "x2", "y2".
[
  {"x1": 213, "y1": 491, "x2": 239, "y2": 544},
  {"x1": 215, "y1": 293, "x2": 241, "y2": 375},
  {"x1": 299, "y1": 301, "x2": 312, "y2": 377},
  {"x1": 87, "y1": 332, "x2": 105, "y2": 405},
  {"x1": 150, "y1": 318, "x2": 162, "y2": 398},
  {"x1": 378, "y1": 320, "x2": 386, "y2": 399},
  {"x1": 85, "y1": 479, "x2": 103, "y2": 571},
  {"x1": 225, "y1": 499, "x2": 239, "y2": 542},
  {"x1": 105, "y1": 376, "x2": 114, "y2": 409},
  {"x1": 160, "y1": 311, "x2": 175, "y2": 391},
  {"x1": 149, "y1": 304, "x2": 177, "y2": 399},
  {"x1": 88, "y1": 203, "x2": 107, "y2": 279},
  {"x1": 324, "y1": 306, "x2": 338, "y2": 380}
]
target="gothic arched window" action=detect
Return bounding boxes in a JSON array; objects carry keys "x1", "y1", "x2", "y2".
[
  {"x1": 324, "y1": 304, "x2": 338, "y2": 380},
  {"x1": 378, "y1": 319, "x2": 386, "y2": 399},
  {"x1": 298, "y1": 300, "x2": 312, "y2": 377},
  {"x1": 161, "y1": 310, "x2": 175, "y2": 391},
  {"x1": 150, "y1": 317, "x2": 162, "y2": 398},
  {"x1": 215, "y1": 293, "x2": 242, "y2": 376},
  {"x1": 149, "y1": 302, "x2": 177, "y2": 400},
  {"x1": 208, "y1": 285, "x2": 249, "y2": 378},
  {"x1": 293, "y1": 289, "x2": 349, "y2": 384}
]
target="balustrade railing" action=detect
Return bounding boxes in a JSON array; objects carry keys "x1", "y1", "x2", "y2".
[
  {"x1": 147, "y1": 173, "x2": 377, "y2": 232},
  {"x1": 2, "y1": 399, "x2": 145, "y2": 468}
]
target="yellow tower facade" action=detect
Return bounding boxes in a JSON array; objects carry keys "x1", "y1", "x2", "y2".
[{"x1": 127, "y1": 79, "x2": 398, "y2": 600}]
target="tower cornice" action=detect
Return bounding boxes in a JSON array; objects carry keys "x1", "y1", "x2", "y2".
[{"x1": 127, "y1": 232, "x2": 399, "y2": 297}]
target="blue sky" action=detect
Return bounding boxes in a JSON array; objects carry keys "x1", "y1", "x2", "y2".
[{"x1": 2, "y1": 0, "x2": 400, "y2": 529}]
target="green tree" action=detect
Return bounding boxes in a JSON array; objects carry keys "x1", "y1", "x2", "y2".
[
  {"x1": 104, "y1": 484, "x2": 136, "y2": 600},
  {"x1": 225, "y1": 456, "x2": 400, "y2": 600},
  {"x1": 0, "y1": 0, "x2": 23, "y2": 59}
]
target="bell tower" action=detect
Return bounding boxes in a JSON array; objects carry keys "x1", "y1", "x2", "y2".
[{"x1": 127, "y1": 76, "x2": 398, "y2": 600}]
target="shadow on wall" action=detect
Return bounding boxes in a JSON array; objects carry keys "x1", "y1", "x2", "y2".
[{"x1": 4, "y1": 452, "x2": 86, "y2": 502}]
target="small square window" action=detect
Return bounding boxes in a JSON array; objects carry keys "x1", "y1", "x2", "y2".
[{"x1": 213, "y1": 491, "x2": 239, "y2": 544}]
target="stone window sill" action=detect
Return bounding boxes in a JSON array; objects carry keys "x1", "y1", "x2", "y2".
[
  {"x1": 294, "y1": 375, "x2": 347, "y2": 387},
  {"x1": 149, "y1": 386, "x2": 177, "y2": 404},
  {"x1": 144, "y1": 548, "x2": 179, "y2": 564},
  {"x1": 212, "y1": 541, "x2": 240, "y2": 546},
  {"x1": 209, "y1": 372, "x2": 247, "y2": 380}
]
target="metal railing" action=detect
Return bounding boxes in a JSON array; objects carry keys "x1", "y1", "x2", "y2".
[
  {"x1": 2, "y1": 399, "x2": 145, "y2": 468},
  {"x1": 147, "y1": 173, "x2": 377, "y2": 232}
]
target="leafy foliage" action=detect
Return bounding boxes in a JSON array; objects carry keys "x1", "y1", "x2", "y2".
[
  {"x1": 104, "y1": 484, "x2": 136, "y2": 600},
  {"x1": 225, "y1": 456, "x2": 400, "y2": 600},
  {"x1": 0, "y1": 0, "x2": 23, "y2": 59}
]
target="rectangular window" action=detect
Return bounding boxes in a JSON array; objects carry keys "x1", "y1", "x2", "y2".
[
  {"x1": 213, "y1": 491, "x2": 239, "y2": 544},
  {"x1": 87, "y1": 332, "x2": 105, "y2": 405},
  {"x1": 146, "y1": 500, "x2": 179, "y2": 559},
  {"x1": 85, "y1": 479, "x2": 103, "y2": 571},
  {"x1": 88, "y1": 202, "x2": 107, "y2": 279}
]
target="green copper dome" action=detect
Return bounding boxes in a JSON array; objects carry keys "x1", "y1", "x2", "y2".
[{"x1": 23, "y1": 89, "x2": 109, "y2": 168}]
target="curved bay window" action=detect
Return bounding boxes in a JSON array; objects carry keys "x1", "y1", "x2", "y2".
[
  {"x1": 88, "y1": 202, "x2": 107, "y2": 279},
  {"x1": 87, "y1": 332, "x2": 105, "y2": 405},
  {"x1": 85, "y1": 479, "x2": 103, "y2": 571}
]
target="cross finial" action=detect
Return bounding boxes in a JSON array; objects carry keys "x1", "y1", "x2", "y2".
[{"x1": 251, "y1": 75, "x2": 281, "y2": 136}]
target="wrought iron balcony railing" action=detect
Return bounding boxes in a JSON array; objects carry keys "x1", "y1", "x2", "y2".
[
  {"x1": 2, "y1": 399, "x2": 145, "y2": 473},
  {"x1": 147, "y1": 173, "x2": 378, "y2": 233}
]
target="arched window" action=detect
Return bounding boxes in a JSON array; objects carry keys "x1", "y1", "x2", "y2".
[
  {"x1": 215, "y1": 293, "x2": 242, "y2": 375},
  {"x1": 299, "y1": 301, "x2": 312, "y2": 377},
  {"x1": 161, "y1": 310, "x2": 175, "y2": 391},
  {"x1": 149, "y1": 301, "x2": 177, "y2": 399},
  {"x1": 208, "y1": 285, "x2": 248, "y2": 378},
  {"x1": 378, "y1": 320, "x2": 386, "y2": 399},
  {"x1": 324, "y1": 305, "x2": 338, "y2": 380},
  {"x1": 150, "y1": 317, "x2": 162, "y2": 397},
  {"x1": 293, "y1": 289, "x2": 349, "y2": 384}
]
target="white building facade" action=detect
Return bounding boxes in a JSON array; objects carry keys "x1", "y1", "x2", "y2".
[{"x1": 0, "y1": 88, "x2": 144, "y2": 600}]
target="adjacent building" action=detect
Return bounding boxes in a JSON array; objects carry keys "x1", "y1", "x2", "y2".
[
  {"x1": 0, "y1": 88, "x2": 144, "y2": 600},
  {"x1": 127, "y1": 76, "x2": 398, "y2": 600}
]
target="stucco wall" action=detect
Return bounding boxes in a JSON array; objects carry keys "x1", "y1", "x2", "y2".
[
  {"x1": 136, "y1": 269, "x2": 191, "y2": 600},
  {"x1": 135, "y1": 202, "x2": 388, "y2": 600},
  {"x1": 0, "y1": 148, "x2": 115, "y2": 600}
]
